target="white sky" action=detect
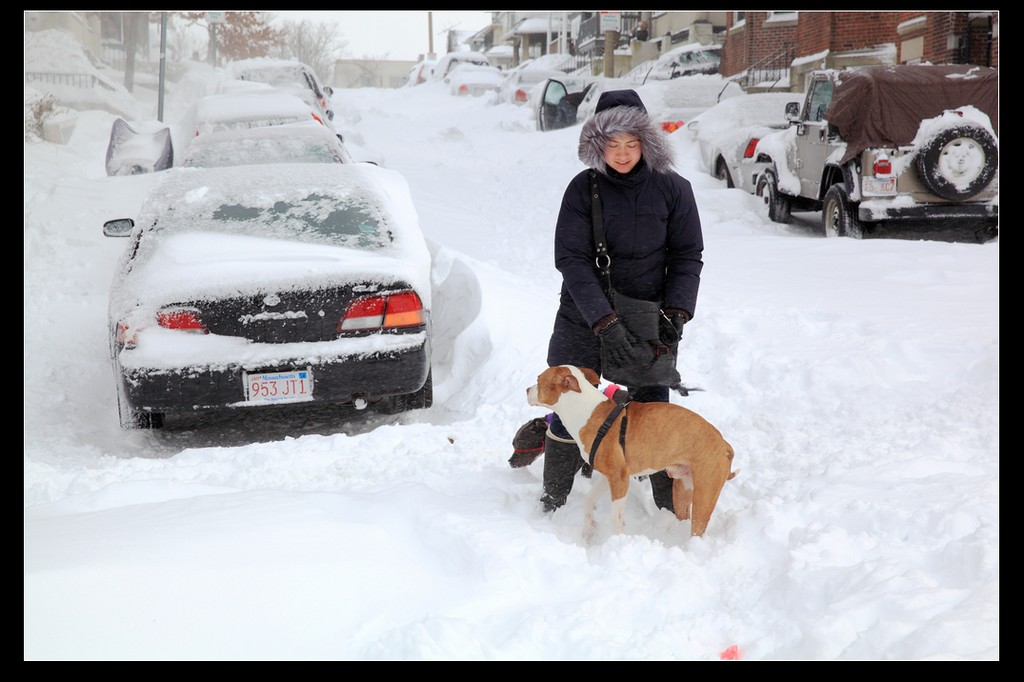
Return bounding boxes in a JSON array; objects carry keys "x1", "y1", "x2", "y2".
[
  {"x1": 274, "y1": 10, "x2": 494, "y2": 61},
  {"x1": 24, "y1": 28, "x2": 999, "y2": 660}
]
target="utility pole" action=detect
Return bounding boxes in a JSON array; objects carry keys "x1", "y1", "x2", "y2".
[
  {"x1": 158, "y1": 12, "x2": 167, "y2": 121},
  {"x1": 428, "y1": 11, "x2": 434, "y2": 56},
  {"x1": 600, "y1": 11, "x2": 620, "y2": 77}
]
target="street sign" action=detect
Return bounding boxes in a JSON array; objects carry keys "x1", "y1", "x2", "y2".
[
  {"x1": 600, "y1": 11, "x2": 620, "y2": 32},
  {"x1": 207, "y1": 11, "x2": 226, "y2": 24}
]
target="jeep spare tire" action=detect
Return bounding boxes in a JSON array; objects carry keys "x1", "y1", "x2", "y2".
[{"x1": 915, "y1": 124, "x2": 998, "y2": 201}]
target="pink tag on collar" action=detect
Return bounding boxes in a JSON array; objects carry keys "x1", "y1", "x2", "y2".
[{"x1": 602, "y1": 384, "x2": 622, "y2": 400}]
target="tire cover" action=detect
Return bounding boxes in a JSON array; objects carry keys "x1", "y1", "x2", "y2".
[{"x1": 915, "y1": 124, "x2": 998, "y2": 201}]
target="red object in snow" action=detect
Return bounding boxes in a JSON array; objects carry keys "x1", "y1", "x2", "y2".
[
  {"x1": 719, "y1": 644, "x2": 741, "y2": 660},
  {"x1": 661, "y1": 120, "x2": 685, "y2": 133}
]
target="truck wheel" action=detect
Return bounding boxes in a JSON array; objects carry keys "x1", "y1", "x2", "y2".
[
  {"x1": 755, "y1": 169, "x2": 791, "y2": 223},
  {"x1": 822, "y1": 184, "x2": 864, "y2": 239},
  {"x1": 915, "y1": 124, "x2": 998, "y2": 201}
]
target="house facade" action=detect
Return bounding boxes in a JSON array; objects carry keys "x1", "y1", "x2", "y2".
[{"x1": 721, "y1": 10, "x2": 998, "y2": 93}]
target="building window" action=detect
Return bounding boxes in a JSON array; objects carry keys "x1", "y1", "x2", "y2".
[{"x1": 766, "y1": 11, "x2": 798, "y2": 24}]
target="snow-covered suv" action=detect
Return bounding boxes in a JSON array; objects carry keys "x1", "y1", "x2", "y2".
[{"x1": 753, "y1": 64, "x2": 998, "y2": 241}]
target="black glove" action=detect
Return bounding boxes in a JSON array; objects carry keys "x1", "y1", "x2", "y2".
[
  {"x1": 659, "y1": 310, "x2": 689, "y2": 345},
  {"x1": 598, "y1": 317, "x2": 640, "y2": 367}
]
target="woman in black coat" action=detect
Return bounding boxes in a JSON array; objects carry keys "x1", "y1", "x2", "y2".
[{"x1": 541, "y1": 88, "x2": 705, "y2": 513}]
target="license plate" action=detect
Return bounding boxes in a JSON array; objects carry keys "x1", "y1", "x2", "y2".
[
  {"x1": 243, "y1": 368, "x2": 314, "y2": 404},
  {"x1": 862, "y1": 176, "x2": 896, "y2": 196}
]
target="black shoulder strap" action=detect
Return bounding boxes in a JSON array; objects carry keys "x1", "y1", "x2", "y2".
[{"x1": 589, "y1": 170, "x2": 611, "y2": 278}]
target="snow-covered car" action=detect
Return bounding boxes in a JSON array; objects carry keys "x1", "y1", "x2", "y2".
[
  {"x1": 226, "y1": 57, "x2": 335, "y2": 125},
  {"x1": 624, "y1": 43, "x2": 722, "y2": 83},
  {"x1": 180, "y1": 122, "x2": 355, "y2": 168},
  {"x1": 184, "y1": 90, "x2": 328, "y2": 139},
  {"x1": 445, "y1": 62, "x2": 504, "y2": 97},
  {"x1": 498, "y1": 66, "x2": 570, "y2": 106},
  {"x1": 405, "y1": 56, "x2": 437, "y2": 86},
  {"x1": 186, "y1": 88, "x2": 383, "y2": 166},
  {"x1": 753, "y1": 64, "x2": 998, "y2": 241},
  {"x1": 429, "y1": 51, "x2": 491, "y2": 82},
  {"x1": 685, "y1": 91, "x2": 800, "y2": 192},
  {"x1": 497, "y1": 54, "x2": 575, "y2": 106},
  {"x1": 102, "y1": 163, "x2": 433, "y2": 429},
  {"x1": 535, "y1": 76, "x2": 634, "y2": 131}
]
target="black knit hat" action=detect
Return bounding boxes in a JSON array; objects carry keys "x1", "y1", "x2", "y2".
[{"x1": 594, "y1": 88, "x2": 648, "y2": 115}]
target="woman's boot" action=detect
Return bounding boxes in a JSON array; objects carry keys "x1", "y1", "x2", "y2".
[{"x1": 540, "y1": 430, "x2": 583, "y2": 512}]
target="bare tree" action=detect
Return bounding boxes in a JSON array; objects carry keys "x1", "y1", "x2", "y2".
[
  {"x1": 273, "y1": 19, "x2": 348, "y2": 86},
  {"x1": 167, "y1": 19, "x2": 205, "y2": 62}
]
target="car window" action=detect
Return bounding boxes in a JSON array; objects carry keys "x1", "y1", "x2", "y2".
[
  {"x1": 151, "y1": 193, "x2": 393, "y2": 250},
  {"x1": 184, "y1": 137, "x2": 346, "y2": 167},
  {"x1": 806, "y1": 79, "x2": 834, "y2": 122}
]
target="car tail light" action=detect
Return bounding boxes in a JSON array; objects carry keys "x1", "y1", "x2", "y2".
[
  {"x1": 311, "y1": 113, "x2": 324, "y2": 125},
  {"x1": 515, "y1": 88, "x2": 528, "y2": 103},
  {"x1": 743, "y1": 138, "x2": 760, "y2": 159},
  {"x1": 458, "y1": 84, "x2": 469, "y2": 95},
  {"x1": 873, "y1": 155, "x2": 892, "y2": 176},
  {"x1": 116, "y1": 321, "x2": 137, "y2": 349},
  {"x1": 157, "y1": 307, "x2": 209, "y2": 334},
  {"x1": 339, "y1": 291, "x2": 425, "y2": 333}
]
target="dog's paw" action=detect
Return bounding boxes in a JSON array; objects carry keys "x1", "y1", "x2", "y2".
[{"x1": 583, "y1": 515, "x2": 597, "y2": 544}]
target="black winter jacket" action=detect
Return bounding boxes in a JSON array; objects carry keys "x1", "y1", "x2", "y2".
[{"x1": 547, "y1": 92, "x2": 704, "y2": 370}]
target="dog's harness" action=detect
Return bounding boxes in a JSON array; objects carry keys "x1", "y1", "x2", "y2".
[{"x1": 588, "y1": 400, "x2": 630, "y2": 469}]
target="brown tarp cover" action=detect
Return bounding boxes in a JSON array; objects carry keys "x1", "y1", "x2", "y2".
[{"x1": 826, "y1": 64, "x2": 998, "y2": 165}]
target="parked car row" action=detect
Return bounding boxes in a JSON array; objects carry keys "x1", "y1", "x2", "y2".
[
  {"x1": 406, "y1": 50, "x2": 579, "y2": 106},
  {"x1": 103, "y1": 59, "x2": 434, "y2": 430},
  {"x1": 527, "y1": 59, "x2": 998, "y2": 244}
]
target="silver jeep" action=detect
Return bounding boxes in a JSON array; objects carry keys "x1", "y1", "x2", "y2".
[{"x1": 753, "y1": 64, "x2": 998, "y2": 242}]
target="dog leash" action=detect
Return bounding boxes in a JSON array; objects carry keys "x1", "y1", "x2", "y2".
[{"x1": 588, "y1": 400, "x2": 630, "y2": 469}]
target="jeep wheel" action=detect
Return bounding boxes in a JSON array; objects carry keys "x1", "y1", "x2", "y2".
[
  {"x1": 822, "y1": 184, "x2": 864, "y2": 239},
  {"x1": 755, "y1": 169, "x2": 791, "y2": 224},
  {"x1": 915, "y1": 124, "x2": 998, "y2": 201}
]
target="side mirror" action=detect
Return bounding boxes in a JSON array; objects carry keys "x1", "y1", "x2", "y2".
[
  {"x1": 784, "y1": 101, "x2": 800, "y2": 121},
  {"x1": 103, "y1": 218, "x2": 135, "y2": 237},
  {"x1": 324, "y1": 85, "x2": 334, "y2": 97}
]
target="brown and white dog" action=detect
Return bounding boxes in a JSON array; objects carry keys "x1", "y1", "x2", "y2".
[{"x1": 527, "y1": 365, "x2": 736, "y2": 540}]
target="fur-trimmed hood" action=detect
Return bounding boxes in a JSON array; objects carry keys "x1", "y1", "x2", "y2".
[{"x1": 578, "y1": 89, "x2": 674, "y2": 175}]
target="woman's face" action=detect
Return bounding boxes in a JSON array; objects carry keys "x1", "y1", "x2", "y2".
[{"x1": 603, "y1": 133, "x2": 642, "y2": 174}]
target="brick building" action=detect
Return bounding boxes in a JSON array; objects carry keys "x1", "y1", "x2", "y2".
[{"x1": 721, "y1": 10, "x2": 998, "y2": 93}]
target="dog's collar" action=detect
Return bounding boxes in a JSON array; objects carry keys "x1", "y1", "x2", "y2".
[{"x1": 588, "y1": 400, "x2": 630, "y2": 468}]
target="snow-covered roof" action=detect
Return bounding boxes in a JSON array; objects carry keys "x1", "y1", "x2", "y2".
[{"x1": 509, "y1": 17, "x2": 565, "y2": 36}]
